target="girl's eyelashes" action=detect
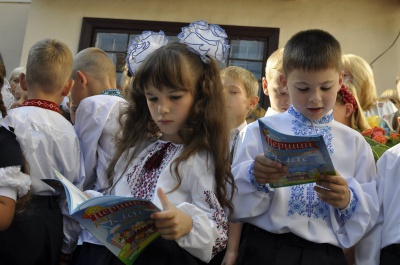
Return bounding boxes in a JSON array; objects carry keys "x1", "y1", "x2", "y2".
[
  {"x1": 169, "y1": 95, "x2": 182, "y2": 100},
  {"x1": 147, "y1": 97, "x2": 158, "y2": 102},
  {"x1": 321, "y1": 86, "x2": 332, "y2": 91}
]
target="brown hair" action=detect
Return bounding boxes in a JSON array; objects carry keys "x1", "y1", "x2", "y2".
[
  {"x1": 107, "y1": 42, "x2": 235, "y2": 214},
  {"x1": 283, "y1": 29, "x2": 342, "y2": 77}
]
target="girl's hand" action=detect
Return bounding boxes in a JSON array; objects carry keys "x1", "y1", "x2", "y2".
[
  {"x1": 253, "y1": 154, "x2": 288, "y2": 184},
  {"x1": 314, "y1": 174, "x2": 350, "y2": 210},
  {"x1": 151, "y1": 188, "x2": 193, "y2": 240}
]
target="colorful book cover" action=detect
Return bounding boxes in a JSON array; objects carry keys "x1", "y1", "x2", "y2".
[
  {"x1": 258, "y1": 119, "x2": 336, "y2": 188},
  {"x1": 42, "y1": 169, "x2": 160, "y2": 265}
]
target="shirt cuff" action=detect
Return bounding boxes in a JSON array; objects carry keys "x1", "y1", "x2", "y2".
[
  {"x1": 336, "y1": 188, "x2": 358, "y2": 223},
  {"x1": 249, "y1": 162, "x2": 270, "y2": 193}
]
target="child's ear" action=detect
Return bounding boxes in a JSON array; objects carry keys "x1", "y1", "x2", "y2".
[
  {"x1": 344, "y1": 103, "x2": 354, "y2": 118},
  {"x1": 262, "y1": 77, "x2": 269, "y2": 96},
  {"x1": 248, "y1": 95, "x2": 259, "y2": 110},
  {"x1": 77, "y1": 70, "x2": 87, "y2": 86},
  {"x1": 19, "y1": 73, "x2": 28, "y2": 92},
  {"x1": 62, "y1": 79, "x2": 75, "y2": 97}
]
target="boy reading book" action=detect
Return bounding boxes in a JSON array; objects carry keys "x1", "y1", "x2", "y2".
[{"x1": 230, "y1": 29, "x2": 379, "y2": 265}]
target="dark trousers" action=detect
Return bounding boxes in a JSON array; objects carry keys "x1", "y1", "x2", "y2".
[
  {"x1": 237, "y1": 224, "x2": 347, "y2": 265},
  {"x1": 71, "y1": 237, "x2": 207, "y2": 265},
  {"x1": 380, "y1": 244, "x2": 400, "y2": 265},
  {"x1": 0, "y1": 196, "x2": 62, "y2": 265}
]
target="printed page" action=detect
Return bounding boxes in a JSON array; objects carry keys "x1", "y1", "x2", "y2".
[
  {"x1": 72, "y1": 196, "x2": 160, "y2": 265},
  {"x1": 258, "y1": 119, "x2": 336, "y2": 188}
]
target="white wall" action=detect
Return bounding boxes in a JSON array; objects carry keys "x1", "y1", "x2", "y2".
[
  {"x1": 0, "y1": 2, "x2": 30, "y2": 78},
  {"x1": 19, "y1": 0, "x2": 400, "y2": 94}
]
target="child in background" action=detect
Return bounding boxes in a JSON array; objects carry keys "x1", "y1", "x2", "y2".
[
  {"x1": 231, "y1": 29, "x2": 379, "y2": 265},
  {"x1": 0, "y1": 53, "x2": 31, "y2": 231},
  {"x1": 342, "y1": 54, "x2": 398, "y2": 132},
  {"x1": 376, "y1": 143, "x2": 400, "y2": 264},
  {"x1": 0, "y1": 39, "x2": 85, "y2": 265},
  {"x1": 214, "y1": 66, "x2": 259, "y2": 265},
  {"x1": 106, "y1": 21, "x2": 234, "y2": 264},
  {"x1": 69, "y1": 47, "x2": 126, "y2": 265},
  {"x1": 262, "y1": 47, "x2": 290, "y2": 116},
  {"x1": 334, "y1": 83, "x2": 370, "y2": 132}
]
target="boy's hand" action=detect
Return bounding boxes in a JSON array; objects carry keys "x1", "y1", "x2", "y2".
[
  {"x1": 314, "y1": 174, "x2": 350, "y2": 210},
  {"x1": 253, "y1": 154, "x2": 288, "y2": 184},
  {"x1": 151, "y1": 188, "x2": 193, "y2": 240}
]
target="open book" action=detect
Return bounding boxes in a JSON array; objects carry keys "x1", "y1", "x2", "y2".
[
  {"x1": 42, "y1": 169, "x2": 160, "y2": 265},
  {"x1": 258, "y1": 119, "x2": 336, "y2": 188}
]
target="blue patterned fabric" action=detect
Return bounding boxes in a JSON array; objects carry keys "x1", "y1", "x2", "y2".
[
  {"x1": 248, "y1": 162, "x2": 270, "y2": 193},
  {"x1": 337, "y1": 188, "x2": 358, "y2": 223},
  {"x1": 99, "y1": 88, "x2": 124, "y2": 98},
  {"x1": 288, "y1": 105, "x2": 334, "y2": 155},
  {"x1": 288, "y1": 184, "x2": 329, "y2": 220}
]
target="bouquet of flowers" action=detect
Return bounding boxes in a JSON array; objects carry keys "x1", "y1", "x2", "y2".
[{"x1": 361, "y1": 116, "x2": 400, "y2": 161}]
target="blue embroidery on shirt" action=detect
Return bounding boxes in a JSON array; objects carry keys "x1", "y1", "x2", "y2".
[
  {"x1": 288, "y1": 106, "x2": 334, "y2": 155},
  {"x1": 288, "y1": 184, "x2": 329, "y2": 220},
  {"x1": 337, "y1": 188, "x2": 358, "y2": 223},
  {"x1": 100, "y1": 88, "x2": 124, "y2": 98},
  {"x1": 249, "y1": 162, "x2": 270, "y2": 193}
]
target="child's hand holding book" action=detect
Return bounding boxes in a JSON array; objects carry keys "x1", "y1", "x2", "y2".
[
  {"x1": 253, "y1": 154, "x2": 288, "y2": 185},
  {"x1": 314, "y1": 173, "x2": 350, "y2": 210}
]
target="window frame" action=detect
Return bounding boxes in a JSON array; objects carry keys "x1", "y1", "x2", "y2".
[{"x1": 78, "y1": 17, "x2": 280, "y2": 110}]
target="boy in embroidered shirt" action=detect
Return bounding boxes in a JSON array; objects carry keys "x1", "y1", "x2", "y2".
[
  {"x1": 211, "y1": 66, "x2": 258, "y2": 265},
  {"x1": 69, "y1": 47, "x2": 127, "y2": 264},
  {"x1": 262, "y1": 47, "x2": 291, "y2": 117},
  {"x1": 231, "y1": 29, "x2": 379, "y2": 265},
  {"x1": 0, "y1": 38, "x2": 85, "y2": 264}
]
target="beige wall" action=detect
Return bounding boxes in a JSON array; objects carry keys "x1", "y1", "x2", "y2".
[
  {"x1": 20, "y1": 0, "x2": 400, "y2": 94},
  {"x1": 0, "y1": 2, "x2": 30, "y2": 78}
]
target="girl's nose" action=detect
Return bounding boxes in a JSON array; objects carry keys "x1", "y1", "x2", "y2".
[{"x1": 158, "y1": 101, "x2": 170, "y2": 114}]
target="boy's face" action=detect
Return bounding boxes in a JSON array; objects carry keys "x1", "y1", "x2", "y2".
[
  {"x1": 283, "y1": 68, "x2": 342, "y2": 121},
  {"x1": 222, "y1": 76, "x2": 252, "y2": 126},
  {"x1": 262, "y1": 72, "x2": 290, "y2": 113}
]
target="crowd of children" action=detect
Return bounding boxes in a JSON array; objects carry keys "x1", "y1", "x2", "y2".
[{"x1": 0, "y1": 19, "x2": 400, "y2": 265}]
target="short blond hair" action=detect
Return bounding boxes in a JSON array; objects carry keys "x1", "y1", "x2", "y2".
[
  {"x1": 26, "y1": 38, "x2": 73, "y2": 93},
  {"x1": 265, "y1": 48, "x2": 284, "y2": 79},
  {"x1": 342, "y1": 54, "x2": 378, "y2": 111},
  {"x1": 220, "y1": 66, "x2": 259, "y2": 97}
]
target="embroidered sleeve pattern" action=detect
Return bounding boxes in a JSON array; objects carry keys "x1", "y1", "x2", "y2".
[
  {"x1": 336, "y1": 188, "x2": 358, "y2": 223},
  {"x1": 204, "y1": 190, "x2": 228, "y2": 257},
  {"x1": 249, "y1": 162, "x2": 270, "y2": 193}
]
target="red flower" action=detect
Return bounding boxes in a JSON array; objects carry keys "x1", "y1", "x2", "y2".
[
  {"x1": 371, "y1": 127, "x2": 386, "y2": 136},
  {"x1": 361, "y1": 128, "x2": 373, "y2": 137},
  {"x1": 372, "y1": 134, "x2": 388, "y2": 144}
]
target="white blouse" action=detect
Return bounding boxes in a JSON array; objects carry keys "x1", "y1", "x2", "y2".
[
  {"x1": 110, "y1": 140, "x2": 228, "y2": 263},
  {"x1": 231, "y1": 106, "x2": 379, "y2": 250},
  {"x1": 0, "y1": 166, "x2": 31, "y2": 201}
]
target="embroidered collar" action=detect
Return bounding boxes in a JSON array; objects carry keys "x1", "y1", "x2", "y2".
[
  {"x1": 287, "y1": 105, "x2": 334, "y2": 154},
  {"x1": 21, "y1": 99, "x2": 60, "y2": 113},
  {"x1": 287, "y1": 105, "x2": 333, "y2": 125},
  {"x1": 100, "y1": 88, "x2": 124, "y2": 98}
]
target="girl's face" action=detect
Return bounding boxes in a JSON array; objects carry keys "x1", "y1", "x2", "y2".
[
  {"x1": 145, "y1": 85, "x2": 194, "y2": 144},
  {"x1": 284, "y1": 68, "x2": 342, "y2": 121}
]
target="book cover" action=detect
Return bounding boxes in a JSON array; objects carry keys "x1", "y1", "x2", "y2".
[
  {"x1": 258, "y1": 119, "x2": 336, "y2": 188},
  {"x1": 43, "y1": 169, "x2": 160, "y2": 265}
]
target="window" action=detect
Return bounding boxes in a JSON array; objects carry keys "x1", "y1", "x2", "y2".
[{"x1": 78, "y1": 18, "x2": 279, "y2": 110}]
